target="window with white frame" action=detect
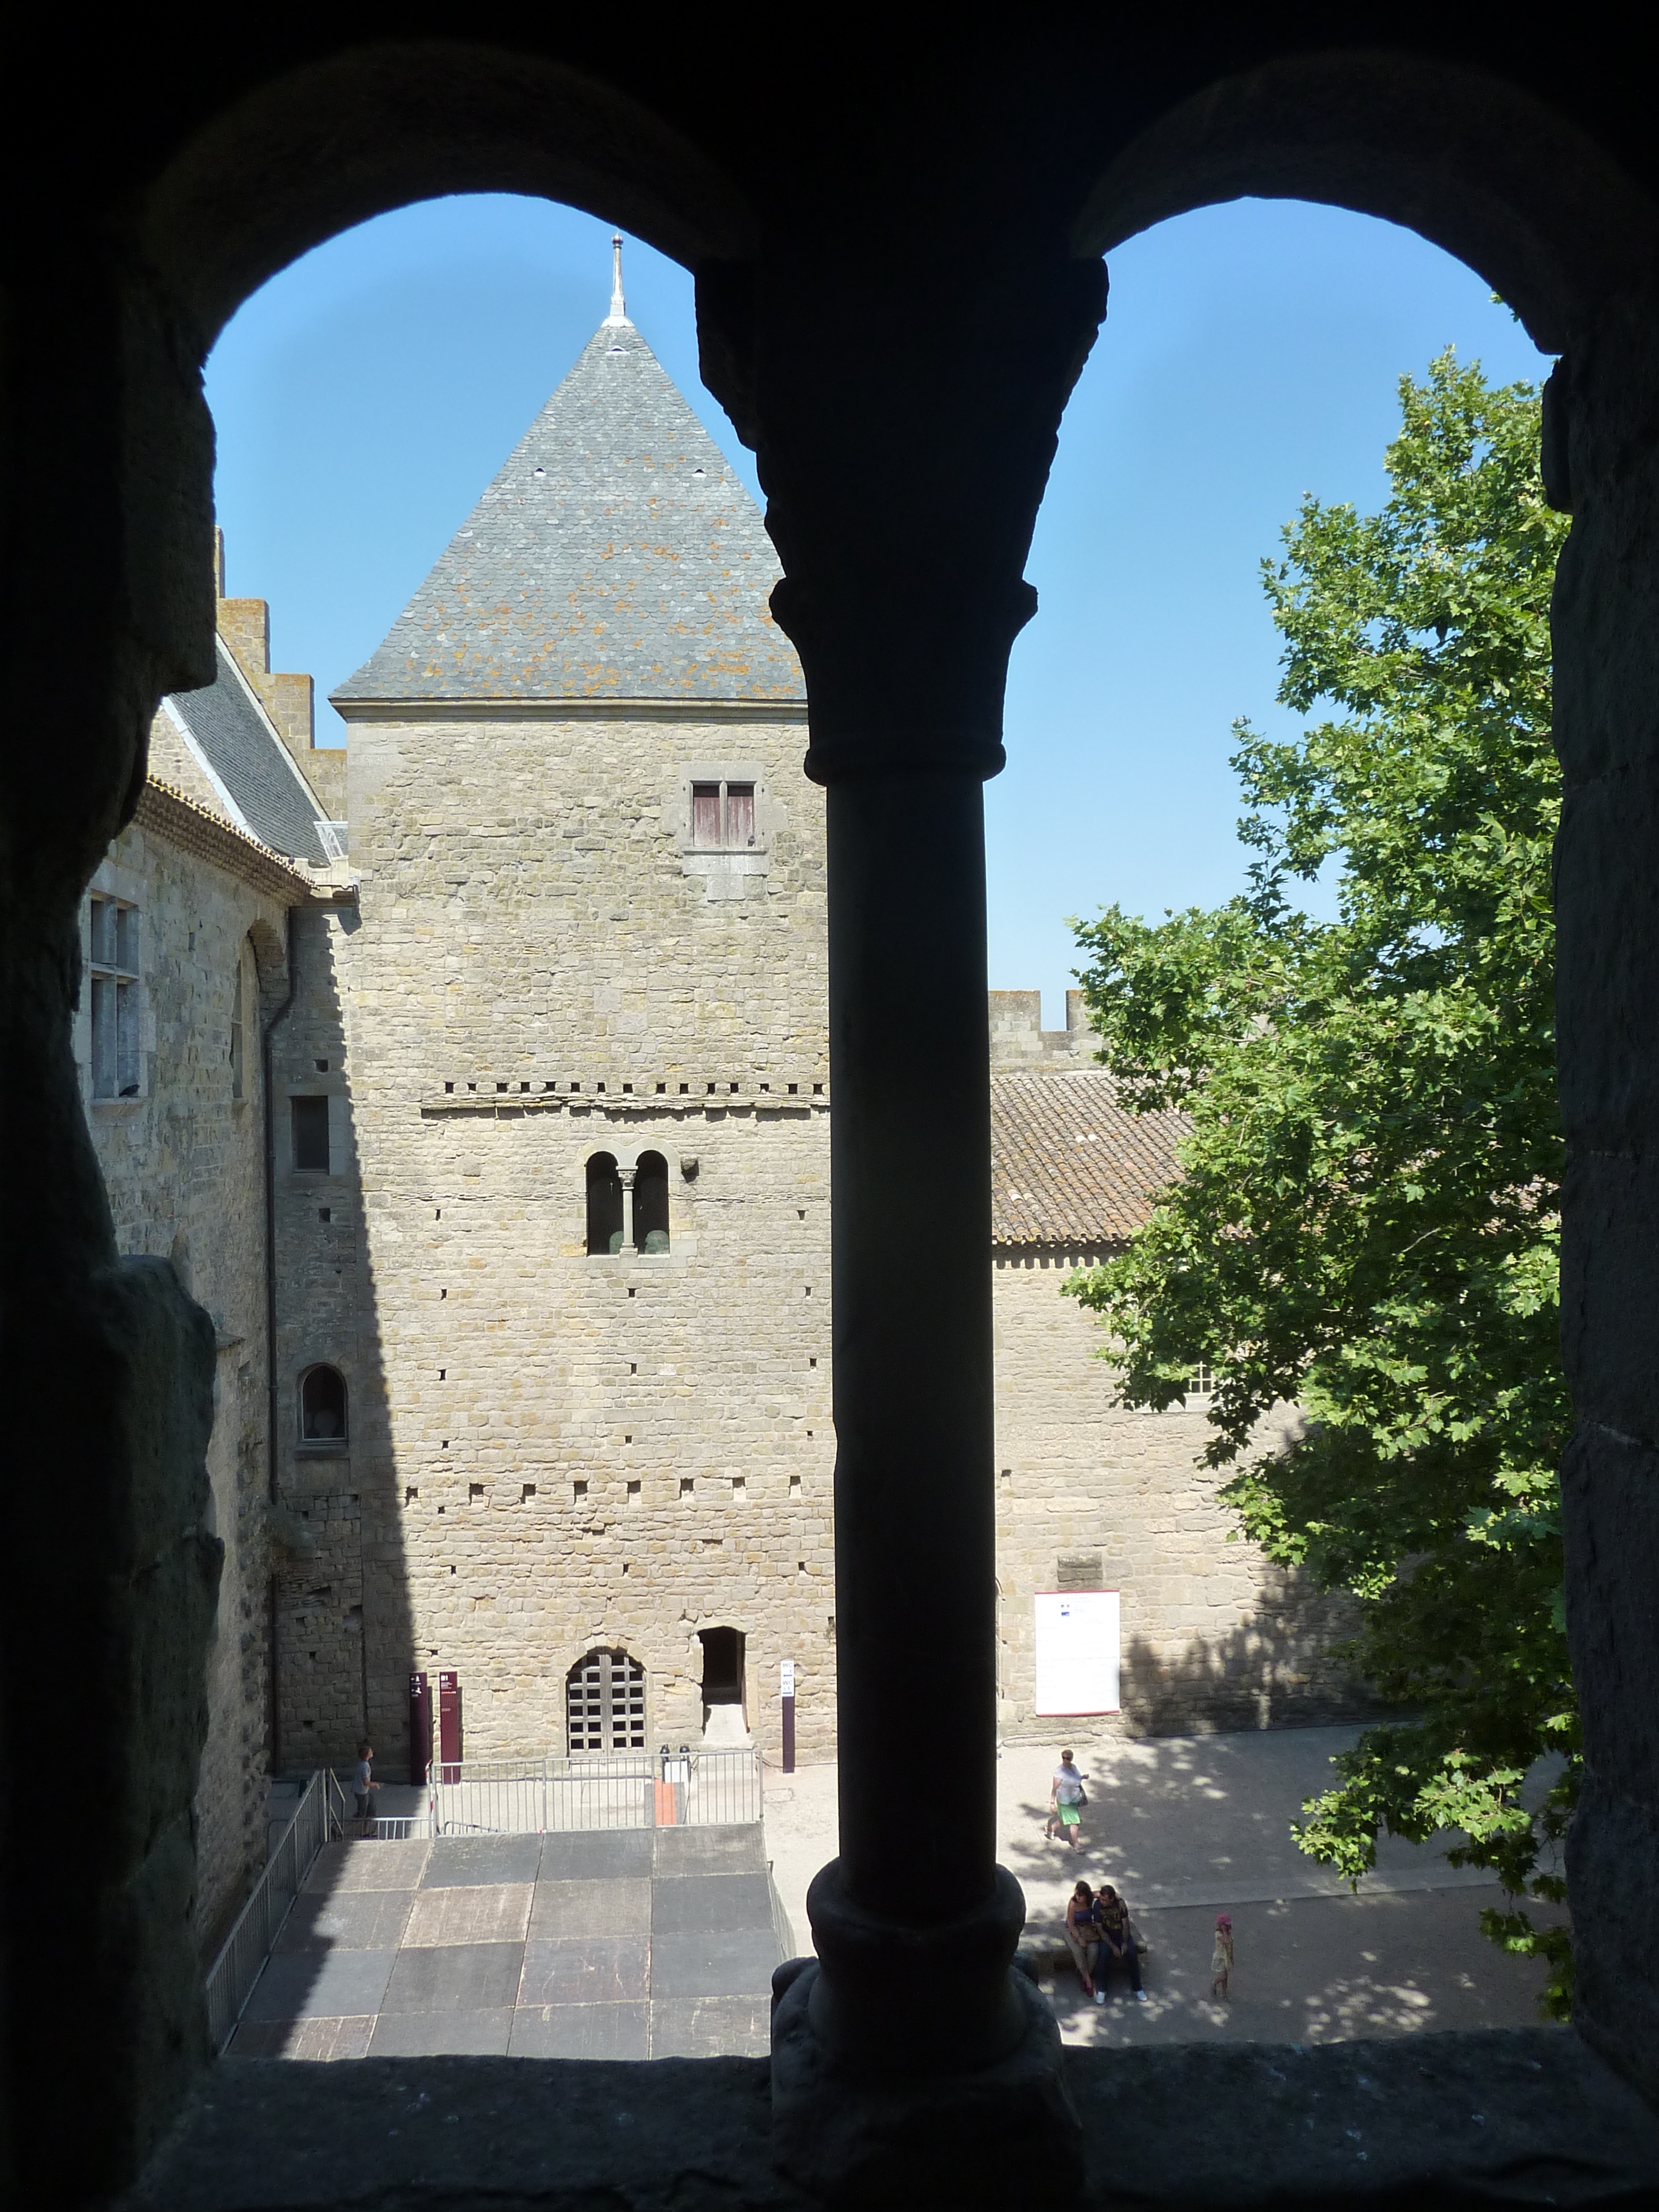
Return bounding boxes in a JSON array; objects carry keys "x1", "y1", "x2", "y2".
[
  {"x1": 1185, "y1": 1361, "x2": 1216, "y2": 1400},
  {"x1": 88, "y1": 896, "x2": 141, "y2": 1099}
]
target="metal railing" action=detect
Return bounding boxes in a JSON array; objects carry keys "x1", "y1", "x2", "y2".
[
  {"x1": 362, "y1": 1813, "x2": 429, "y2": 1841},
  {"x1": 424, "y1": 1744, "x2": 763, "y2": 1835},
  {"x1": 204, "y1": 1768, "x2": 348, "y2": 2054}
]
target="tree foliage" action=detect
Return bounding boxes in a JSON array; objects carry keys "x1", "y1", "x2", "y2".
[{"x1": 1067, "y1": 354, "x2": 1575, "y2": 2013}]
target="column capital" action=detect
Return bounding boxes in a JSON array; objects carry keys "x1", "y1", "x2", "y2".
[{"x1": 699, "y1": 241, "x2": 1106, "y2": 785}]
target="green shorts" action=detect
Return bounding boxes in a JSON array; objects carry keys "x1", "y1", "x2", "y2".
[{"x1": 1057, "y1": 1802, "x2": 1081, "y2": 1827}]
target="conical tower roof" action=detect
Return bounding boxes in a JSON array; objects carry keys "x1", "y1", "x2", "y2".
[{"x1": 333, "y1": 311, "x2": 804, "y2": 708}]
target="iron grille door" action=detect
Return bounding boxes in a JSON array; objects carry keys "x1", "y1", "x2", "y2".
[{"x1": 566, "y1": 1649, "x2": 646, "y2": 1751}]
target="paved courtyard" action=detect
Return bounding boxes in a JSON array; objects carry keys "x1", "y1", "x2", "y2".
[
  {"x1": 762, "y1": 1726, "x2": 1568, "y2": 2048},
  {"x1": 232, "y1": 1825, "x2": 780, "y2": 2060}
]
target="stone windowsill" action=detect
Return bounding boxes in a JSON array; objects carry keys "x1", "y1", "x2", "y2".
[{"x1": 122, "y1": 2027, "x2": 1659, "y2": 2210}]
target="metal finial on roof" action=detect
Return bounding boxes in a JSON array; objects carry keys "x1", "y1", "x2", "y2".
[{"x1": 606, "y1": 232, "x2": 628, "y2": 326}]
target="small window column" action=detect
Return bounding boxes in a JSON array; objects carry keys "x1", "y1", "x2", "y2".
[{"x1": 618, "y1": 1165, "x2": 637, "y2": 1254}]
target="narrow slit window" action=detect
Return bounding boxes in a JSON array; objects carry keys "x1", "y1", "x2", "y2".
[
  {"x1": 229, "y1": 946, "x2": 246, "y2": 1100},
  {"x1": 292, "y1": 1095, "x2": 330, "y2": 1173}
]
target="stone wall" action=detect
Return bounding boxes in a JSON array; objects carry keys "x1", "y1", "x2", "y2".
[
  {"x1": 270, "y1": 707, "x2": 838, "y2": 1772},
  {"x1": 988, "y1": 987, "x2": 1094, "y2": 1067},
  {"x1": 269, "y1": 703, "x2": 1360, "y2": 1772},
  {"x1": 269, "y1": 897, "x2": 376, "y2": 1772},
  {"x1": 79, "y1": 822, "x2": 292, "y2": 1945},
  {"x1": 992, "y1": 1247, "x2": 1362, "y2": 1738}
]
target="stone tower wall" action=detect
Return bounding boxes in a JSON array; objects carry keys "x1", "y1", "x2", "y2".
[{"x1": 270, "y1": 707, "x2": 837, "y2": 1772}]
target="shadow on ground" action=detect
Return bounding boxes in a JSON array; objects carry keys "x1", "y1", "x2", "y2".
[{"x1": 231, "y1": 1828, "x2": 780, "y2": 2059}]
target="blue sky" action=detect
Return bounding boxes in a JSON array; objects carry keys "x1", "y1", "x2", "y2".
[{"x1": 206, "y1": 195, "x2": 1552, "y2": 1024}]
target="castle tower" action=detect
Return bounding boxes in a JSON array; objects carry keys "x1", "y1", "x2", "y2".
[{"x1": 286, "y1": 264, "x2": 834, "y2": 1770}]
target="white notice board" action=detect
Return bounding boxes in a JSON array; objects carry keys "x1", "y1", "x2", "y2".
[{"x1": 1033, "y1": 1590, "x2": 1120, "y2": 1716}]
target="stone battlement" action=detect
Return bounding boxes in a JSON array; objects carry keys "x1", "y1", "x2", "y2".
[{"x1": 988, "y1": 988, "x2": 1095, "y2": 1067}]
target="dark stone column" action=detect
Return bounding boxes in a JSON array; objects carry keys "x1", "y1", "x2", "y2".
[
  {"x1": 702, "y1": 236, "x2": 1104, "y2": 2199},
  {"x1": 1549, "y1": 289, "x2": 1659, "y2": 2099},
  {"x1": 0, "y1": 247, "x2": 223, "y2": 2202}
]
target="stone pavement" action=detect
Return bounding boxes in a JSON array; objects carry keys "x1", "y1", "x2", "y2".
[
  {"x1": 761, "y1": 1726, "x2": 1567, "y2": 2046},
  {"x1": 232, "y1": 1825, "x2": 781, "y2": 2060}
]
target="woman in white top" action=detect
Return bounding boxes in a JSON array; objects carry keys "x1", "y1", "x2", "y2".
[{"x1": 1045, "y1": 1749, "x2": 1086, "y2": 1849}]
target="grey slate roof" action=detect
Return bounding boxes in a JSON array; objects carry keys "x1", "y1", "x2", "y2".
[
  {"x1": 333, "y1": 318, "x2": 805, "y2": 707},
  {"x1": 168, "y1": 638, "x2": 332, "y2": 865},
  {"x1": 990, "y1": 1071, "x2": 1188, "y2": 1247}
]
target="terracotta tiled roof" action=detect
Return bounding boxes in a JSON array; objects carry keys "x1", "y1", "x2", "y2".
[
  {"x1": 990, "y1": 1070, "x2": 1187, "y2": 1247},
  {"x1": 133, "y1": 777, "x2": 317, "y2": 903}
]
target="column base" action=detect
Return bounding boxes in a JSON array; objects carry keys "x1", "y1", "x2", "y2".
[{"x1": 771, "y1": 1956, "x2": 1081, "y2": 2207}]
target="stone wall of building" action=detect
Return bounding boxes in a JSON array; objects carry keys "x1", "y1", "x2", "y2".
[
  {"x1": 268, "y1": 708, "x2": 838, "y2": 1774},
  {"x1": 269, "y1": 706, "x2": 1361, "y2": 1776},
  {"x1": 269, "y1": 896, "x2": 375, "y2": 1775},
  {"x1": 79, "y1": 822, "x2": 293, "y2": 1945},
  {"x1": 992, "y1": 1247, "x2": 1363, "y2": 1738}
]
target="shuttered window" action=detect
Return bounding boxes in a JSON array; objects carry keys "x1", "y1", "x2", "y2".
[
  {"x1": 690, "y1": 780, "x2": 757, "y2": 848},
  {"x1": 691, "y1": 784, "x2": 722, "y2": 847}
]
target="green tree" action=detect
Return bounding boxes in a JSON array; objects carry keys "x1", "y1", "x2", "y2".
[{"x1": 1068, "y1": 352, "x2": 1575, "y2": 2014}]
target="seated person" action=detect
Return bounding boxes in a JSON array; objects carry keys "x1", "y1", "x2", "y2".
[
  {"x1": 1094, "y1": 1883, "x2": 1146, "y2": 2001},
  {"x1": 1063, "y1": 1880, "x2": 1101, "y2": 1998}
]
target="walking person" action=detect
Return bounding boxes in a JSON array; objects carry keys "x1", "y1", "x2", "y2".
[
  {"x1": 1210, "y1": 1912, "x2": 1234, "y2": 2000},
  {"x1": 354, "y1": 1739, "x2": 380, "y2": 1837},
  {"x1": 1064, "y1": 1880, "x2": 1102, "y2": 2000},
  {"x1": 1045, "y1": 1748, "x2": 1088, "y2": 1849},
  {"x1": 1095, "y1": 1883, "x2": 1147, "y2": 2001}
]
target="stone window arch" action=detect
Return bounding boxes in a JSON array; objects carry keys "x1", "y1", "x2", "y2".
[
  {"x1": 565, "y1": 1646, "x2": 646, "y2": 1752},
  {"x1": 634, "y1": 1150, "x2": 669, "y2": 1253},
  {"x1": 298, "y1": 1363, "x2": 348, "y2": 1446},
  {"x1": 586, "y1": 1151, "x2": 623, "y2": 1255}
]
